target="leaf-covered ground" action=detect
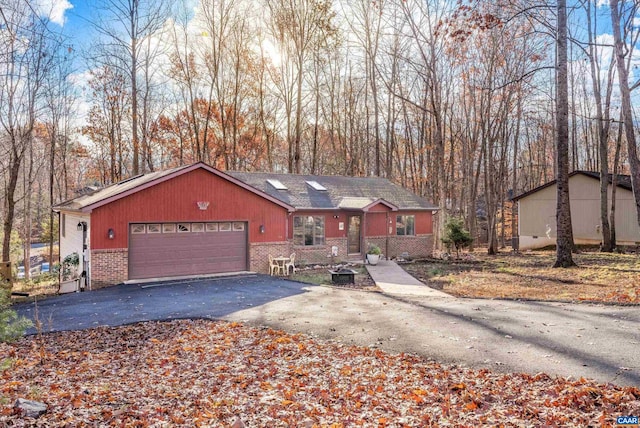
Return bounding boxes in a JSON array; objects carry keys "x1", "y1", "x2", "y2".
[
  {"x1": 403, "y1": 250, "x2": 640, "y2": 303},
  {"x1": 2, "y1": 320, "x2": 639, "y2": 427}
]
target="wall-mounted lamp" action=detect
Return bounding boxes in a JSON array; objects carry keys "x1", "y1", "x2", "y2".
[
  {"x1": 77, "y1": 221, "x2": 87, "y2": 231},
  {"x1": 108, "y1": 228, "x2": 115, "y2": 240},
  {"x1": 259, "y1": 224, "x2": 265, "y2": 234},
  {"x1": 333, "y1": 215, "x2": 340, "y2": 219}
]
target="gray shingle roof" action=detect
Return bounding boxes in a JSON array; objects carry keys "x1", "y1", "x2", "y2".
[
  {"x1": 53, "y1": 162, "x2": 438, "y2": 212},
  {"x1": 227, "y1": 172, "x2": 437, "y2": 211},
  {"x1": 54, "y1": 164, "x2": 193, "y2": 211}
]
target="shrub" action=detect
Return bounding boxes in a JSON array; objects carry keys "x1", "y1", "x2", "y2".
[
  {"x1": 367, "y1": 244, "x2": 382, "y2": 255},
  {"x1": 442, "y1": 217, "x2": 473, "y2": 259},
  {"x1": 0, "y1": 288, "x2": 32, "y2": 342},
  {"x1": 62, "y1": 252, "x2": 79, "y2": 281}
]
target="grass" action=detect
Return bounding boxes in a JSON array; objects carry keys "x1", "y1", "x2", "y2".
[
  {"x1": 402, "y1": 249, "x2": 640, "y2": 303},
  {"x1": 9, "y1": 275, "x2": 59, "y2": 303}
]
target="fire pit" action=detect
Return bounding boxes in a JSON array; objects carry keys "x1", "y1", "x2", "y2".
[{"x1": 329, "y1": 268, "x2": 356, "y2": 285}]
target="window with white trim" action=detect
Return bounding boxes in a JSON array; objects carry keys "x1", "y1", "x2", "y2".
[
  {"x1": 293, "y1": 216, "x2": 325, "y2": 246},
  {"x1": 396, "y1": 215, "x2": 415, "y2": 236},
  {"x1": 131, "y1": 224, "x2": 145, "y2": 234}
]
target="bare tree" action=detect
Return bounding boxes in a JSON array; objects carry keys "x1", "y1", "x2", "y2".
[
  {"x1": 609, "y1": 0, "x2": 640, "y2": 231},
  {"x1": 267, "y1": 0, "x2": 336, "y2": 173},
  {"x1": 554, "y1": 0, "x2": 576, "y2": 267},
  {"x1": 0, "y1": 2, "x2": 58, "y2": 263},
  {"x1": 89, "y1": 0, "x2": 170, "y2": 175}
]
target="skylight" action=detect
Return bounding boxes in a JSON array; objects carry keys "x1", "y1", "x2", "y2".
[
  {"x1": 267, "y1": 179, "x2": 287, "y2": 190},
  {"x1": 306, "y1": 180, "x2": 327, "y2": 191}
]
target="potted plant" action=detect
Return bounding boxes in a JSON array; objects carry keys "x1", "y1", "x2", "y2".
[
  {"x1": 59, "y1": 252, "x2": 80, "y2": 293},
  {"x1": 366, "y1": 244, "x2": 382, "y2": 265}
]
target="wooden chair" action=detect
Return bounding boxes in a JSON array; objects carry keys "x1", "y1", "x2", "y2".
[
  {"x1": 285, "y1": 253, "x2": 296, "y2": 275},
  {"x1": 268, "y1": 254, "x2": 279, "y2": 276}
]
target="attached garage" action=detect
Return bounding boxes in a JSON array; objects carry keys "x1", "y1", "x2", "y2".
[
  {"x1": 128, "y1": 222, "x2": 248, "y2": 279},
  {"x1": 53, "y1": 163, "x2": 294, "y2": 288}
]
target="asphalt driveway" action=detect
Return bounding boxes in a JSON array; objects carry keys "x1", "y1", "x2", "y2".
[
  {"x1": 16, "y1": 274, "x2": 310, "y2": 332},
  {"x1": 14, "y1": 275, "x2": 640, "y2": 387}
]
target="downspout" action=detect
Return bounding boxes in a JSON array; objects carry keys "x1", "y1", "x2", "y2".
[
  {"x1": 79, "y1": 221, "x2": 88, "y2": 291},
  {"x1": 362, "y1": 211, "x2": 367, "y2": 262},
  {"x1": 385, "y1": 211, "x2": 390, "y2": 260}
]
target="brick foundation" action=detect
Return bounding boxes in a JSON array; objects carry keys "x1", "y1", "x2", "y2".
[
  {"x1": 91, "y1": 248, "x2": 128, "y2": 288},
  {"x1": 88, "y1": 234, "x2": 433, "y2": 288},
  {"x1": 293, "y1": 237, "x2": 351, "y2": 266},
  {"x1": 250, "y1": 241, "x2": 292, "y2": 273},
  {"x1": 365, "y1": 235, "x2": 434, "y2": 259}
]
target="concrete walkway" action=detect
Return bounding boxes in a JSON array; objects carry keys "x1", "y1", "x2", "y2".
[{"x1": 366, "y1": 259, "x2": 450, "y2": 298}]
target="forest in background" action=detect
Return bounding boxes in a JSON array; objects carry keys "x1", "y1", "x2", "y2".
[{"x1": 1, "y1": 0, "x2": 639, "y2": 276}]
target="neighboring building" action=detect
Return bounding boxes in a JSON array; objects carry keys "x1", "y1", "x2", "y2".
[
  {"x1": 513, "y1": 171, "x2": 640, "y2": 250},
  {"x1": 54, "y1": 162, "x2": 438, "y2": 289}
]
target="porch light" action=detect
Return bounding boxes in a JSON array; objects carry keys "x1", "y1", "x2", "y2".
[
  {"x1": 259, "y1": 224, "x2": 265, "y2": 234},
  {"x1": 108, "y1": 228, "x2": 115, "y2": 239},
  {"x1": 77, "y1": 221, "x2": 87, "y2": 231}
]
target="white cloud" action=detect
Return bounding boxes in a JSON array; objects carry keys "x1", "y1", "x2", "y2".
[{"x1": 36, "y1": 0, "x2": 73, "y2": 26}]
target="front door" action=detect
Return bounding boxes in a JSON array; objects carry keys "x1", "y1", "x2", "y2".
[{"x1": 347, "y1": 215, "x2": 361, "y2": 254}]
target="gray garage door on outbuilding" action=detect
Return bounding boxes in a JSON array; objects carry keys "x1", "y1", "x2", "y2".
[{"x1": 128, "y1": 221, "x2": 247, "y2": 279}]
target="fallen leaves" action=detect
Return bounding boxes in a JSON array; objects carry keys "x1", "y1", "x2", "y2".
[
  {"x1": 403, "y1": 250, "x2": 640, "y2": 303},
  {"x1": 0, "y1": 319, "x2": 638, "y2": 426}
]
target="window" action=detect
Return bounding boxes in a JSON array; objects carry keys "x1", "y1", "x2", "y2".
[
  {"x1": 219, "y1": 222, "x2": 232, "y2": 231},
  {"x1": 205, "y1": 223, "x2": 218, "y2": 232},
  {"x1": 147, "y1": 224, "x2": 161, "y2": 234},
  {"x1": 191, "y1": 223, "x2": 204, "y2": 232},
  {"x1": 267, "y1": 179, "x2": 287, "y2": 190},
  {"x1": 177, "y1": 223, "x2": 190, "y2": 232},
  {"x1": 61, "y1": 213, "x2": 66, "y2": 237},
  {"x1": 233, "y1": 222, "x2": 245, "y2": 231},
  {"x1": 306, "y1": 180, "x2": 327, "y2": 191},
  {"x1": 163, "y1": 223, "x2": 176, "y2": 233},
  {"x1": 293, "y1": 215, "x2": 325, "y2": 246},
  {"x1": 131, "y1": 224, "x2": 146, "y2": 234},
  {"x1": 396, "y1": 215, "x2": 415, "y2": 236}
]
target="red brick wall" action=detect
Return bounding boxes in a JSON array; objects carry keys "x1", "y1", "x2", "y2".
[
  {"x1": 250, "y1": 241, "x2": 292, "y2": 273},
  {"x1": 293, "y1": 237, "x2": 350, "y2": 266},
  {"x1": 91, "y1": 248, "x2": 128, "y2": 288},
  {"x1": 365, "y1": 235, "x2": 434, "y2": 259}
]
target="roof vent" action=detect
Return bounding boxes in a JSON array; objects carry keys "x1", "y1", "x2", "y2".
[
  {"x1": 267, "y1": 179, "x2": 287, "y2": 190},
  {"x1": 306, "y1": 180, "x2": 327, "y2": 191}
]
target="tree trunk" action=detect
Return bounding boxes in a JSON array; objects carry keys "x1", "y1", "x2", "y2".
[
  {"x1": 586, "y1": 0, "x2": 613, "y2": 251},
  {"x1": 554, "y1": 0, "x2": 576, "y2": 268},
  {"x1": 610, "y1": 0, "x2": 640, "y2": 231}
]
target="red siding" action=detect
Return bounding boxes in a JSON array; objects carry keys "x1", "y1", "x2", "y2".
[
  {"x1": 91, "y1": 168, "x2": 288, "y2": 249},
  {"x1": 369, "y1": 211, "x2": 433, "y2": 236},
  {"x1": 414, "y1": 211, "x2": 433, "y2": 234},
  {"x1": 288, "y1": 211, "x2": 346, "y2": 240},
  {"x1": 366, "y1": 212, "x2": 390, "y2": 236},
  {"x1": 368, "y1": 204, "x2": 392, "y2": 212}
]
